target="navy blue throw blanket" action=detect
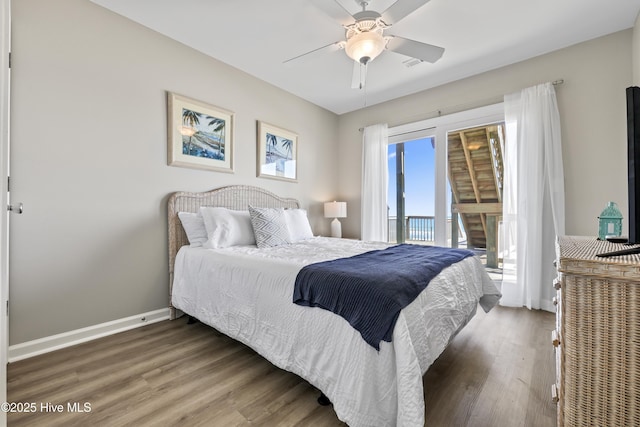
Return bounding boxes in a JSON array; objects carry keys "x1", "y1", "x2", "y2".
[{"x1": 293, "y1": 244, "x2": 474, "y2": 350}]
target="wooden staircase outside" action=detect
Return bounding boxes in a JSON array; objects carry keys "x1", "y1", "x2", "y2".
[{"x1": 448, "y1": 124, "x2": 505, "y2": 265}]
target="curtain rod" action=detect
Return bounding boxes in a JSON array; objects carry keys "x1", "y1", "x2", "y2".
[{"x1": 358, "y1": 78, "x2": 564, "y2": 131}]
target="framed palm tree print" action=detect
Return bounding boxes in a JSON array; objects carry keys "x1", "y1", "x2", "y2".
[
  {"x1": 167, "y1": 92, "x2": 234, "y2": 173},
  {"x1": 257, "y1": 121, "x2": 297, "y2": 182}
]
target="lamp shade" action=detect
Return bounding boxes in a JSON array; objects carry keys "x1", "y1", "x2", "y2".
[
  {"x1": 324, "y1": 201, "x2": 347, "y2": 218},
  {"x1": 345, "y1": 31, "x2": 385, "y2": 64}
]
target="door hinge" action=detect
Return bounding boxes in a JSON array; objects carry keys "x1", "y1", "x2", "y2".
[
  {"x1": 8, "y1": 52, "x2": 10, "y2": 69},
  {"x1": 5, "y1": 300, "x2": 8, "y2": 317}
]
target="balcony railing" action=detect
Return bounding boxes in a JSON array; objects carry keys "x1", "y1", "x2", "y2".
[
  {"x1": 388, "y1": 216, "x2": 435, "y2": 243},
  {"x1": 388, "y1": 216, "x2": 466, "y2": 245}
]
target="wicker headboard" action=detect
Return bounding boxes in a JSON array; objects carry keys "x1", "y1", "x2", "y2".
[{"x1": 168, "y1": 185, "x2": 300, "y2": 319}]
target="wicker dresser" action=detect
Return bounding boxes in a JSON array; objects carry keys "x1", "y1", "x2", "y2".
[{"x1": 554, "y1": 236, "x2": 640, "y2": 427}]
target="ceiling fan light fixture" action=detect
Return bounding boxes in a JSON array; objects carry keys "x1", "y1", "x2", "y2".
[{"x1": 345, "y1": 31, "x2": 386, "y2": 64}]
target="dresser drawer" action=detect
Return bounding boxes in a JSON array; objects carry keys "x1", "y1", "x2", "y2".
[
  {"x1": 553, "y1": 332, "x2": 562, "y2": 393},
  {"x1": 552, "y1": 278, "x2": 562, "y2": 341}
]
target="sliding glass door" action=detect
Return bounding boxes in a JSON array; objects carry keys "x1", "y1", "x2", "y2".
[
  {"x1": 387, "y1": 138, "x2": 436, "y2": 244},
  {"x1": 447, "y1": 123, "x2": 505, "y2": 273},
  {"x1": 387, "y1": 103, "x2": 505, "y2": 276}
]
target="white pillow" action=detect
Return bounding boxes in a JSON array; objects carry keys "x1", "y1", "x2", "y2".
[
  {"x1": 248, "y1": 206, "x2": 292, "y2": 248},
  {"x1": 177, "y1": 211, "x2": 208, "y2": 247},
  {"x1": 284, "y1": 209, "x2": 314, "y2": 242},
  {"x1": 200, "y1": 207, "x2": 256, "y2": 248}
]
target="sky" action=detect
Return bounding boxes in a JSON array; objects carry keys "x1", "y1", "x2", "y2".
[{"x1": 388, "y1": 137, "x2": 436, "y2": 217}]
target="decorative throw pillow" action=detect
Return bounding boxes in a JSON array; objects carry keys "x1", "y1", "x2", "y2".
[
  {"x1": 248, "y1": 205, "x2": 292, "y2": 248},
  {"x1": 283, "y1": 208, "x2": 314, "y2": 242},
  {"x1": 200, "y1": 207, "x2": 256, "y2": 248},
  {"x1": 177, "y1": 211, "x2": 208, "y2": 247}
]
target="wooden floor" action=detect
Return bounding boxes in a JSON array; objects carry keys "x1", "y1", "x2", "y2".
[{"x1": 7, "y1": 305, "x2": 556, "y2": 426}]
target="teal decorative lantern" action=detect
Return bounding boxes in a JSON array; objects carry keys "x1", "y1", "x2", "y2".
[{"x1": 598, "y1": 201, "x2": 623, "y2": 240}]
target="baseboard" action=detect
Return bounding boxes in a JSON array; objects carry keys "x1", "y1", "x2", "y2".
[
  {"x1": 8, "y1": 308, "x2": 170, "y2": 362},
  {"x1": 498, "y1": 298, "x2": 556, "y2": 313},
  {"x1": 540, "y1": 299, "x2": 556, "y2": 313}
]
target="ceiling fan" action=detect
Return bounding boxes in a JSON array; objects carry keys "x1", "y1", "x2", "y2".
[{"x1": 284, "y1": 0, "x2": 445, "y2": 89}]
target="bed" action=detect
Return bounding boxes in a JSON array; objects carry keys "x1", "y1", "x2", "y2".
[{"x1": 168, "y1": 185, "x2": 501, "y2": 427}]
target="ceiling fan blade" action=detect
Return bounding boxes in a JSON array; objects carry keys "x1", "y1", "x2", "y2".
[
  {"x1": 283, "y1": 42, "x2": 344, "y2": 65},
  {"x1": 381, "y1": 0, "x2": 431, "y2": 24},
  {"x1": 386, "y1": 35, "x2": 444, "y2": 63},
  {"x1": 351, "y1": 61, "x2": 367, "y2": 89},
  {"x1": 309, "y1": 0, "x2": 355, "y2": 26}
]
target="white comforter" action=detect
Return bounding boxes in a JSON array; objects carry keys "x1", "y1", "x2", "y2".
[{"x1": 171, "y1": 237, "x2": 501, "y2": 426}]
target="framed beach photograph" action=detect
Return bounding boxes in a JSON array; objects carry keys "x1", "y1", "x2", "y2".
[
  {"x1": 257, "y1": 121, "x2": 298, "y2": 182},
  {"x1": 167, "y1": 92, "x2": 234, "y2": 173}
]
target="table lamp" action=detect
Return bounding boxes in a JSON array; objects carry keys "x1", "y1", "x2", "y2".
[{"x1": 324, "y1": 201, "x2": 347, "y2": 238}]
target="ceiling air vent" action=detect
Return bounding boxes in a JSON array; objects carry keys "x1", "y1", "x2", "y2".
[{"x1": 402, "y1": 58, "x2": 423, "y2": 68}]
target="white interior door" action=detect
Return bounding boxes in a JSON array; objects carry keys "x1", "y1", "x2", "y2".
[{"x1": 0, "y1": 0, "x2": 10, "y2": 424}]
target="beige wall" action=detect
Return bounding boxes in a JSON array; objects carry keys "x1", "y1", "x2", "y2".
[
  {"x1": 634, "y1": 12, "x2": 640, "y2": 84},
  {"x1": 337, "y1": 30, "x2": 633, "y2": 239},
  {"x1": 9, "y1": 0, "x2": 339, "y2": 344}
]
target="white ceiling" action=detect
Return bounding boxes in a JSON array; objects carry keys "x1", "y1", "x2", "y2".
[{"x1": 89, "y1": 0, "x2": 640, "y2": 114}]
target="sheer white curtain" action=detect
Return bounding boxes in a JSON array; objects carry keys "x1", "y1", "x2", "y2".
[
  {"x1": 361, "y1": 124, "x2": 388, "y2": 242},
  {"x1": 501, "y1": 83, "x2": 565, "y2": 311}
]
